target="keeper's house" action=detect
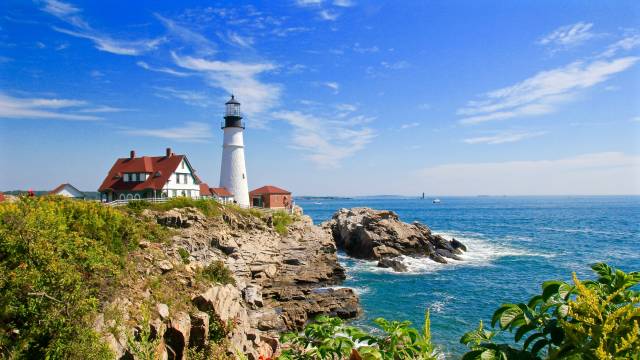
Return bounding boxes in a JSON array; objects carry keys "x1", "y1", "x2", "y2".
[
  {"x1": 250, "y1": 185, "x2": 292, "y2": 209},
  {"x1": 199, "y1": 184, "x2": 235, "y2": 204},
  {"x1": 98, "y1": 148, "x2": 201, "y2": 202}
]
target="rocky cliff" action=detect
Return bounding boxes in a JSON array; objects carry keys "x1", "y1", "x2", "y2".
[
  {"x1": 97, "y1": 207, "x2": 358, "y2": 360},
  {"x1": 323, "y1": 208, "x2": 467, "y2": 267}
]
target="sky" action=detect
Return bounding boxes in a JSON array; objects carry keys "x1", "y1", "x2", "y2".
[{"x1": 1, "y1": 0, "x2": 639, "y2": 196}]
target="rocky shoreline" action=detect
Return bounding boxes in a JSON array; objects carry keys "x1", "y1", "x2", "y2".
[
  {"x1": 323, "y1": 208, "x2": 467, "y2": 271},
  {"x1": 97, "y1": 206, "x2": 465, "y2": 359}
]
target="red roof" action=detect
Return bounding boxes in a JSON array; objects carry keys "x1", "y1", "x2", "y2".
[
  {"x1": 210, "y1": 187, "x2": 233, "y2": 197},
  {"x1": 0, "y1": 192, "x2": 5, "y2": 202},
  {"x1": 250, "y1": 185, "x2": 291, "y2": 196},
  {"x1": 98, "y1": 153, "x2": 196, "y2": 192},
  {"x1": 199, "y1": 183, "x2": 212, "y2": 196}
]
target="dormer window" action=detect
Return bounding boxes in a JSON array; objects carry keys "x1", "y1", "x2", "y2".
[
  {"x1": 124, "y1": 173, "x2": 129, "y2": 182},
  {"x1": 131, "y1": 173, "x2": 137, "y2": 182}
]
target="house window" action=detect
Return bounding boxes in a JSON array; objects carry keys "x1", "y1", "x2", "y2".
[
  {"x1": 176, "y1": 173, "x2": 181, "y2": 184},
  {"x1": 181, "y1": 190, "x2": 186, "y2": 197},
  {"x1": 181, "y1": 161, "x2": 185, "y2": 169},
  {"x1": 134, "y1": 194, "x2": 140, "y2": 200},
  {"x1": 124, "y1": 173, "x2": 129, "y2": 182},
  {"x1": 127, "y1": 194, "x2": 133, "y2": 200},
  {"x1": 131, "y1": 173, "x2": 137, "y2": 182},
  {"x1": 119, "y1": 194, "x2": 125, "y2": 200},
  {"x1": 172, "y1": 190, "x2": 176, "y2": 197}
]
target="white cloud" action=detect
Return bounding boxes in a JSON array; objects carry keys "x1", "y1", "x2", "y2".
[
  {"x1": 122, "y1": 121, "x2": 212, "y2": 142},
  {"x1": 458, "y1": 56, "x2": 639, "y2": 124},
  {"x1": 76, "y1": 105, "x2": 133, "y2": 113},
  {"x1": 333, "y1": 0, "x2": 355, "y2": 7},
  {"x1": 155, "y1": 13, "x2": 216, "y2": 56},
  {"x1": 319, "y1": 10, "x2": 339, "y2": 21},
  {"x1": 137, "y1": 61, "x2": 191, "y2": 77},
  {"x1": 153, "y1": 86, "x2": 214, "y2": 107},
  {"x1": 418, "y1": 152, "x2": 640, "y2": 195},
  {"x1": 171, "y1": 52, "x2": 280, "y2": 116},
  {"x1": 295, "y1": 0, "x2": 323, "y2": 6},
  {"x1": 323, "y1": 81, "x2": 340, "y2": 93},
  {"x1": 400, "y1": 122, "x2": 419, "y2": 129},
  {"x1": 0, "y1": 92, "x2": 100, "y2": 121},
  {"x1": 226, "y1": 31, "x2": 254, "y2": 48},
  {"x1": 418, "y1": 103, "x2": 432, "y2": 110},
  {"x1": 600, "y1": 34, "x2": 640, "y2": 58},
  {"x1": 42, "y1": 0, "x2": 163, "y2": 56},
  {"x1": 537, "y1": 22, "x2": 595, "y2": 50},
  {"x1": 463, "y1": 131, "x2": 546, "y2": 144},
  {"x1": 381, "y1": 60, "x2": 410, "y2": 69},
  {"x1": 273, "y1": 110, "x2": 375, "y2": 168},
  {"x1": 353, "y1": 43, "x2": 379, "y2": 53},
  {"x1": 335, "y1": 103, "x2": 357, "y2": 112},
  {"x1": 630, "y1": 116, "x2": 640, "y2": 123}
]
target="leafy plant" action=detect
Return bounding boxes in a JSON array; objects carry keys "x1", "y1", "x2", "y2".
[
  {"x1": 278, "y1": 311, "x2": 438, "y2": 360},
  {"x1": 199, "y1": 260, "x2": 236, "y2": 286},
  {"x1": 272, "y1": 211, "x2": 294, "y2": 235},
  {"x1": 127, "y1": 307, "x2": 161, "y2": 360},
  {"x1": 178, "y1": 248, "x2": 190, "y2": 264},
  {"x1": 150, "y1": 197, "x2": 223, "y2": 217},
  {"x1": 0, "y1": 196, "x2": 161, "y2": 358},
  {"x1": 460, "y1": 263, "x2": 640, "y2": 360}
]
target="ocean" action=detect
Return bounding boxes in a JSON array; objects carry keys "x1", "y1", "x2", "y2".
[{"x1": 295, "y1": 196, "x2": 640, "y2": 357}]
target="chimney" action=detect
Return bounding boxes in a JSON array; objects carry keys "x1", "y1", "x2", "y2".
[
  {"x1": 130, "y1": 150, "x2": 136, "y2": 159},
  {"x1": 166, "y1": 147, "x2": 172, "y2": 157}
]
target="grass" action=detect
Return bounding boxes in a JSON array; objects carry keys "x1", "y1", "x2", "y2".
[
  {"x1": 178, "y1": 248, "x2": 190, "y2": 264},
  {"x1": 125, "y1": 197, "x2": 224, "y2": 217},
  {"x1": 197, "y1": 260, "x2": 236, "y2": 286},
  {"x1": 272, "y1": 211, "x2": 294, "y2": 235}
]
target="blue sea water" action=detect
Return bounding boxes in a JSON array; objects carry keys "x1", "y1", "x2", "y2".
[{"x1": 295, "y1": 196, "x2": 640, "y2": 357}]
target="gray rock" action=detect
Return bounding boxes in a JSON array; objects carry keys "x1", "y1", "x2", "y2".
[
  {"x1": 156, "y1": 303, "x2": 169, "y2": 319},
  {"x1": 157, "y1": 260, "x2": 173, "y2": 273},
  {"x1": 377, "y1": 258, "x2": 408, "y2": 272}
]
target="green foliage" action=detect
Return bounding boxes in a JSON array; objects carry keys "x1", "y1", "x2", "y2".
[
  {"x1": 0, "y1": 196, "x2": 165, "y2": 359},
  {"x1": 126, "y1": 199, "x2": 151, "y2": 214},
  {"x1": 278, "y1": 311, "x2": 438, "y2": 360},
  {"x1": 178, "y1": 247, "x2": 190, "y2": 264},
  {"x1": 460, "y1": 263, "x2": 640, "y2": 360},
  {"x1": 272, "y1": 211, "x2": 294, "y2": 235},
  {"x1": 127, "y1": 307, "x2": 161, "y2": 360},
  {"x1": 151, "y1": 197, "x2": 223, "y2": 217},
  {"x1": 199, "y1": 260, "x2": 236, "y2": 286}
]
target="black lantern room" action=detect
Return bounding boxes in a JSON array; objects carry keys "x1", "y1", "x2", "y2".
[{"x1": 223, "y1": 95, "x2": 244, "y2": 129}]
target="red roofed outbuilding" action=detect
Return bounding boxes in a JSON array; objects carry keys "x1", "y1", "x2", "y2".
[
  {"x1": 249, "y1": 185, "x2": 292, "y2": 209},
  {"x1": 199, "y1": 183, "x2": 235, "y2": 204},
  {"x1": 98, "y1": 148, "x2": 202, "y2": 202}
]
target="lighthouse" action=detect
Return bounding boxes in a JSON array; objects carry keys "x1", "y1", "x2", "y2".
[{"x1": 219, "y1": 95, "x2": 250, "y2": 207}]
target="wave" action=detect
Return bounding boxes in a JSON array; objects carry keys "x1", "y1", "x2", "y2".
[
  {"x1": 339, "y1": 231, "x2": 555, "y2": 275},
  {"x1": 537, "y1": 226, "x2": 634, "y2": 237}
]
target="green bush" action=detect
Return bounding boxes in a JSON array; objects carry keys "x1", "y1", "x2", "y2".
[
  {"x1": 151, "y1": 197, "x2": 223, "y2": 217},
  {"x1": 279, "y1": 312, "x2": 438, "y2": 360},
  {"x1": 272, "y1": 211, "x2": 294, "y2": 235},
  {"x1": 0, "y1": 196, "x2": 164, "y2": 359},
  {"x1": 178, "y1": 248, "x2": 190, "y2": 264},
  {"x1": 460, "y1": 263, "x2": 640, "y2": 360},
  {"x1": 126, "y1": 199, "x2": 151, "y2": 214},
  {"x1": 199, "y1": 260, "x2": 236, "y2": 286}
]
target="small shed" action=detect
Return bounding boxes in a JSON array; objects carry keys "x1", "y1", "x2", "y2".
[
  {"x1": 49, "y1": 183, "x2": 86, "y2": 199},
  {"x1": 250, "y1": 185, "x2": 292, "y2": 209},
  {"x1": 199, "y1": 183, "x2": 235, "y2": 204}
]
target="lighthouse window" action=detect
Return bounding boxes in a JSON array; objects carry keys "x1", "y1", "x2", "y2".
[{"x1": 243, "y1": 173, "x2": 245, "y2": 179}]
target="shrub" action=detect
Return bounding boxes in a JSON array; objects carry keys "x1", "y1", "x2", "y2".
[
  {"x1": 126, "y1": 199, "x2": 151, "y2": 214},
  {"x1": 279, "y1": 312, "x2": 438, "y2": 360},
  {"x1": 0, "y1": 196, "x2": 164, "y2": 358},
  {"x1": 460, "y1": 263, "x2": 640, "y2": 360},
  {"x1": 151, "y1": 198, "x2": 223, "y2": 217},
  {"x1": 178, "y1": 248, "x2": 190, "y2": 264},
  {"x1": 272, "y1": 211, "x2": 294, "y2": 235},
  {"x1": 199, "y1": 260, "x2": 236, "y2": 286}
]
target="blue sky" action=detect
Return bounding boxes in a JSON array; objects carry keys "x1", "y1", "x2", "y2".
[{"x1": 1, "y1": 0, "x2": 639, "y2": 195}]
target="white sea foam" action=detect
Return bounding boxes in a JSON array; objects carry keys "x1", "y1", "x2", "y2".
[
  {"x1": 341, "y1": 231, "x2": 555, "y2": 275},
  {"x1": 314, "y1": 285, "x2": 370, "y2": 295}
]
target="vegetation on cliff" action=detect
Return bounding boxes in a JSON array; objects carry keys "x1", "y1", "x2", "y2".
[
  {"x1": 279, "y1": 263, "x2": 639, "y2": 359},
  {"x1": 0, "y1": 196, "x2": 168, "y2": 358}
]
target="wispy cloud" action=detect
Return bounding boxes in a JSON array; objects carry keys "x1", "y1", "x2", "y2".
[
  {"x1": 335, "y1": 103, "x2": 358, "y2": 112},
  {"x1": 155, "y1": 13, "x2": 216, "y2": 56},
  {"x1": 273, "y1": 110, "x2": 375, "y2": 168},
  {"x1": 153, "y1": 86, "x2": 214, "y2": 107},
  {"x1": 122, "y1": 121, "x2": 212, "y2": 142},
  {"x1": 76, "y1": 105, "x2": 134, "y2": 113},
  {"x1": 630, "y1": 116, "x2": 640, "y2": 123},
  {"x1": 353, "y1": 43, "x2": 378, "y2": 53},
  {"x1": 333, "y1": 0, "x2": 355, "y2": 7},
  {"x1": 381, "y1": 60, "x2": 410, "y2": 69},
  {"x1": 400, "y1": 122, "x2": 420, "y2": 130},
  {"x1": 295, "y1": 0, "x2": 323, "y2": 6},
  {"x1": 537, "y1": 22, "x2": 595, "y2": 51},
  {"x1": 600, "y1": 33, "x2": 640, "y2": 58},
  {"x1": 225, "y1": 31, "x2": 254, "y2": 48},
  {"x1": 137, "y1": 61, "x2": 191, "y2": 77},
  {"x1": 0, "y1": 92, "x2": 100, "y2": 121},
  {"x1": 463, "y1": 131, "x2": 546, "y2": 144},
  {"x1": 418, "y1": 152, "x2": 640, "y2": 195},
  {"x1": 42, "y1": 0, "x2": 163, "y2": 56},
  {"x1": 323, "y1": 81, "x2": 340, "y2": 93},
  {"x1": 171, "y1": 52, "x2": 280, "y2": 116},
  {"x1": 319, "y1": 9, "x2": 339, "y2": 21},
  {"x1": 458, "y1": 56, "x2": 639, "y2": 124}
]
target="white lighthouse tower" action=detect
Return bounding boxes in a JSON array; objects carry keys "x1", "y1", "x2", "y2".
[{"x1": 219, "y1": 95, "x2": 249, "y2": 207}]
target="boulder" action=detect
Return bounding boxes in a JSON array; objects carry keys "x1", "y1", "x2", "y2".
[
  {"x1": 157, "y1": 260, "x2": 174, "y2": 273},
  {"x1": 377, "y1": 258, "x2": 408, "y2": 272},
  {"x1": 323, "y1": 208, "x2": 467, "y2": 264},
  {"x1": 243, "y1": 285, "x2": 263, "y2": 309},
  {"x1": 156, "y1": 303, "x2": 169, "y2": 320},
  {"x1": 164, "y1": 311, "x2": 190, "y2": 360},
  {"x1": 188, "y1": 311, "x2": 209, "y2": 349}
]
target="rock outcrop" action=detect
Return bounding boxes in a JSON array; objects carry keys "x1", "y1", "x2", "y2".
[
  {"x1": 324, "y1": 208, "x2": 467, "y2": 266},
  {"x1": 97, "y1": 206, "x2": 359, "y2": 360}
]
